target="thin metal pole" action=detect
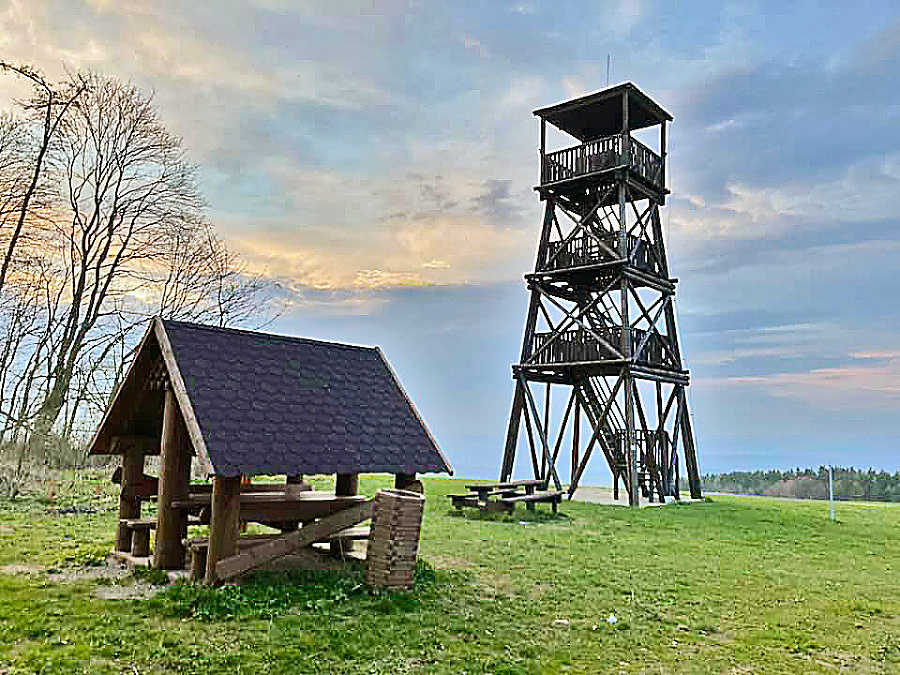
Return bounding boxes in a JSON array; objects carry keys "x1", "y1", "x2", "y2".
[{"x1": 828, "y1": 466, "x2": 835, "y2": 521}]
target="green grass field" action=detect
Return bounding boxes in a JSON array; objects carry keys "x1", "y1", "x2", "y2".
[{"x1": 0, "y1": 472, "x2": 897, "y2": 674}]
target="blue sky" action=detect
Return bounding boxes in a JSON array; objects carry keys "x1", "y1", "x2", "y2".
[{"x1": 5, "y1": 0, "x2": 900, "y2": 480}]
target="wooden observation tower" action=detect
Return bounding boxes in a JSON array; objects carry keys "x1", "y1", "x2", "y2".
[{"x1": 499, "y1": 83, "x2": 702, "y2": 506}]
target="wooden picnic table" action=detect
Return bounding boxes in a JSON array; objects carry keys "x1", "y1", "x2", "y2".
[
  {"x1": 450, "y1": 479, "x2": 560, "y2": 513},
  {"x1": 171, "y1": 492, "x2": 368, "y2": 530},
  {"x1": 465, "y1": 479, "x2": 544, "y2": 499}
]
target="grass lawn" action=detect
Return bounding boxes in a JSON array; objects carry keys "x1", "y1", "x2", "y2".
[{"x1": 0, "y1": 472, "x2": 897, "y2": 674}]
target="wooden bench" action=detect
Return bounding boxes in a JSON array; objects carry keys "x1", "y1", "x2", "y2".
[
  {"x1": 499, "y1": 491, "x2": 564, "y2": 513},
  {"x1": 448, "y1": 494, "x2": 480, "y2": 509},
  {"x1": 448, "y1": 490, "x2": 519, "y2": 509},
  {"x1": 120, "y1": 519, "x2": 155, "y2": 557},
  {"x1": 119, "y1": 515, "x2": 202, "y2": 558}
]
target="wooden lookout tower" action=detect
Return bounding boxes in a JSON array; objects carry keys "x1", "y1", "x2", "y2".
[{"x1": 499, "y1": 83, "x2": 702, "y2": 506}]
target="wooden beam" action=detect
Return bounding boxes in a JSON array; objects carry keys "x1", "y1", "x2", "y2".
[
  {"x1": 660, "y1": 120, "x2": 667, "y2": 189},
  {"x1": 570, "y1": 375, "x2": 623, "y2": 493},
  {"x1": 153, "y1": 389, "x2": 191, "y2": 570},
  {"x1": 216, "y1": 501, "x2": 373, "y2": 581},
  {"x1": 332, "y1": 473, "x2": 359, "y2": 554},
  {"x1": 678, "y1": 388, "x2": 703, "y2": 499},
  {"x1": 500, "y1": 383, "x2": 525, "y2": 481},
  {"x1": 395, "y1": 473, "x2": 423, "y2": 493},
  {"x1": 500, "y1": 201, "x2": 557, "y2": 480},
  {"x1": 518, "y1": 375, "x2": 563, "y2": 491},
  {"x1": 572, "y1": 396, "x2": 580, "y2": 490},
  {"x1": 153, "y1": 318, "x2": 213, "y2": 474},
  {"x1": 205, "y1": 475, "x2": 242, "y2": 584},
  {"x1": 550, "y1": 388, "x2": 575, "y2": 469},
  {"x1": 520, "y1": 389, "x2": 542, "y2": 478},
  {"x1": 115, "y1": 446, "x2": 144, "y2": 552}
]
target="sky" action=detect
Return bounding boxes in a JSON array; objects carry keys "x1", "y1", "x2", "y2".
[{"x1": 3, "y1": 0, "x2": 900, "y2": 481}]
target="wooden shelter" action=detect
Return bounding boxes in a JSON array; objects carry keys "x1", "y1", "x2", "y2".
[{"x1": 88, "y1": 318, "x2": 451, "y2": 582}]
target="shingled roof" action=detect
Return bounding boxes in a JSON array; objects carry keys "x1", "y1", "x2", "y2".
[{"x1": 87, "y1": 318, "x2": 452, "y2": 478}]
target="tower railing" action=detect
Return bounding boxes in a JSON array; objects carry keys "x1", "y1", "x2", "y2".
[
  {"x1": 541, "y1": 134, "x2": 663, "y2": 189},
  {"x1": 542, "y1": 234, "x2": 662, "y2": 276},
  {"x1": 530, "y1": 327, "x2": 675, "y2": 368}
]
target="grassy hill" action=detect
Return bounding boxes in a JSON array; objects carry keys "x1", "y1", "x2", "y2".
[{"x1": 0, "y1": 473, "x2": 897, "y2": 674}]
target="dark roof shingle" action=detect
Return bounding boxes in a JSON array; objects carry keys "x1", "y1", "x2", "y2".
[{"x1": 162, "y1": 319, "x2": 450, "y2": 477}]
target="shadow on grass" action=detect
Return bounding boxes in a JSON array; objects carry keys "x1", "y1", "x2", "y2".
[{"x1": 446, "y1": 508, "x2": 571, "y2": 524}]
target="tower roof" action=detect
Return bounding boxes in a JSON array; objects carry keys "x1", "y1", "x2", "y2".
[
  {"x1": 534, "y1": 82, "x2": 672, "y2": 142},
  {"x1": 87, "y1": 318, "x2": 452, "y2": 477}
]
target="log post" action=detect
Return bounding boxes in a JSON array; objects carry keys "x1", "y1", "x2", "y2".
[
  {"x1": 331, "y1": 473, "x2": 359, "y2": 555},
  {"x1": 286, "y1": 474, "x2": 309, "y2": 494},
  {"x1": 205, "y1": 475, "x2": 241, "y2": 584},
  {"x1": 153, "y1": 389, "x2": 190, "y2": 570},
  {"x1": 115, "y1": 446, "x2": 144, "y2": 552},
  {"x1": 394, "y1": 472, "x2": 423, "y2": 494}
]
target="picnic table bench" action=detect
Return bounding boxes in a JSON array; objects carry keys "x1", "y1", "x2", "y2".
[
  {"x1": 500, "y1": 490, "x2": 563, "y2": 513},
  {"x1": 449, "y1": 479, "x2": 560, "y2": 513}
]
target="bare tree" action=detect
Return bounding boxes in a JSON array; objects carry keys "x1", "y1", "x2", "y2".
[
  {"x1": 0, "y1": 63, "x2": 85, "y2": 296},
  {"x1": 0, "y1": 68, "x2": 275, "y2": 485},
  {"x1": 153, "y1": 218, "x2": 275, "y2": 327},
  {"x1": 27, "y1": 73, "x2": 204, "y2": 445}
]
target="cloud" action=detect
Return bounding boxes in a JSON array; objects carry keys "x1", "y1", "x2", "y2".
[
  {"x1": 717, "y1": 354, "x2": 900, "y2": 409},
  {"x1": 463, "y1": 36, "x2": 491, "y2": 60}
]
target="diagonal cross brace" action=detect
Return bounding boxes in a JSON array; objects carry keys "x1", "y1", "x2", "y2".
[{"x1": 517, "y1": 374, "x2": 563, "y2": 491}]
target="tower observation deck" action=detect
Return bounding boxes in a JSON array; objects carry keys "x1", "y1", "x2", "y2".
[{"x1": 499, "y1": 82, "x2": 702, "y2": 506}]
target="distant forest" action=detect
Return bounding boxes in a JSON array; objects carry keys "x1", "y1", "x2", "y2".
[{"x1": 688, "y1": 467, "x2": 900, "y2": 502}]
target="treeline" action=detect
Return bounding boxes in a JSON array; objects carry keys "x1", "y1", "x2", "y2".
[{"x1": 693, "y1": 467, "x2": 900, "y2": 502}]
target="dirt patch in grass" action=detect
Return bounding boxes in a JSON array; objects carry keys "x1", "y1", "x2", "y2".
[
  {"x1": 95, "y1": 582, "x2": 163, "y2": 601},
  {"x1": 0, "y1": 563, "x2": 44, "y2": 576},
  {"x1": 427, "y1": 553, "x2": 474, "y2": 571},
  {"x1": 47, "y1": 558, "x2": 129, "y2": 583},
  {"x1": 0, "y1": 558, "x2": 131, "y2": 584}
]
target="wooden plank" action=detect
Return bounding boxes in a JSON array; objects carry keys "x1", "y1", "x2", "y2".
[
  {"x1": 153, "y1": 389, "x2": 190, "y2": 570},
  {"x1": 205, "y1": 475, "x2": 242, "y2": 584},
  {"x1": 464, "y1": 479, "x2": 543, "y2": 491},
  {"x1": 121, "y1": 518, "x2": 156, "y2": 529},
  {"x1": 518, "y1": 375, "x2": 563, "y2": 491},
  {"x1": 332, "y1": 473, "x2": 358, "y2": 555},
  {"x1": 153, "y1": 317, "x2": 214, "y2": 474},
  {"x1": 216, "y1": 501, "x2": 373, "y2": 581},
  {"x1": 115, "y1": 445, "x2": 144, "y2": 552},
  {"x1": 500, "y1": 491, "x2": 563, "y2": 504},
  {"x1": 132, "y1": 527, "x2": 151, "y2": 557}
]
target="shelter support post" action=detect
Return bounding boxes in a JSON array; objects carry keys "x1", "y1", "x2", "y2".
[
  {"x1": 154, "y1": 389, "x2": 191, "y2": 570},
  {"x1": 205, "y1": 475, "x2": 241, "y2": 584},
  {"x1": 115, "y1": 446, "x2": 144, "y2": 552},
  {"x1": 332, "y1": 473, "x2": 359, "y2": 554},
  {"x1": 394, "y1": 472, "x2": 423, "y2": 493}
]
